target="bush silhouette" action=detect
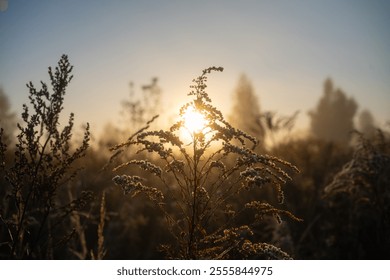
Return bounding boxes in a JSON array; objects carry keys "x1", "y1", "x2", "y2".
[
  {"x1": 0, "y1": 55, "x2": 91, "y2": 259},
  {"x1": 111, "y1": 67, "x2": 300, "y2": 259}
]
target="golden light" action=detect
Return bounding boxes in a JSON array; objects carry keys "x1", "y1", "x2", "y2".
[
  {"x1": 178, "y1": 106, "x2": 212, "y2": 144},
  {"x1": 182, "y1": 106, "x2": 208, "y2": 134}
]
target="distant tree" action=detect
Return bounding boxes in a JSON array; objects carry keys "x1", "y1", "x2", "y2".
[
  {"x1": 309, "y1": 78, "x2": 357, "y2": 145},
  {"x1": 357, "y1": 109, "x2": 376, "y2": 138},
  {"x1": 228, "y1": 74, "x2": 265, "y2": 146},
  {"x1": 0, "y1": 87, "x2": 16, "y2": 145}
]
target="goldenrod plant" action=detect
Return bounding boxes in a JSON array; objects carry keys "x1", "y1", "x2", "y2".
[
  {"x1": 0, "y1": 55, "x2": 92, "y2": 259},
  {"x1": 323, "y1": 130, "x2": 390, "y2": 259},
  {"x1": 111, "y1": 67, "x2": 300, "y2": 259}
]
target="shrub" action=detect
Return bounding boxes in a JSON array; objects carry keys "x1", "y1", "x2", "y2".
[
  {"x1": 322, "y1": 130, "x2": 390, "y2": 259},
  {"x1": 0, "y1": 55, "x2": 92, "y2": 259},
  {"x1": 111, "y1": 67, "x2": 300, "y2": 259},
  {"x1": 271, "y1": 138, "x2": 352, "y2": 258}
]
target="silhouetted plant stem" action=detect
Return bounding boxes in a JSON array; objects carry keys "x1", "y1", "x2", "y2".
[
  {"x1": 2, "y1": 55, "x2": 91, "y2": 259},
  {"x1": 188, "y1": 137, "x2": 199, "y2": 258},
  {"x1": 111, "y1": 66, "x2": 300, "y2": 259}
]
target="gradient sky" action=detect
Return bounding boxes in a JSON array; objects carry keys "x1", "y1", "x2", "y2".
[{"x1": 0, "y1": 0, "x2": 389, "y2": 137}]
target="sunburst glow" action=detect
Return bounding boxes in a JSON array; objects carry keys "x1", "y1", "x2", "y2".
[{"x1": 182, "y1": 106, "x2": 208, "y2": 134}]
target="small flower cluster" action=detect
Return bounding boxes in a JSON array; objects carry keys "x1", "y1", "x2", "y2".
[
  {"x1": 166, "y1": 159, "x2": 185, "y2": 173},
  {"x1": 139, "y1": 130, "x2": 183, "y2": 147},
  {"x1": 209, "y1": 160, "x2": 226, "y2": 171},
  {"x1": 203, "y1": 225, "x2": 253, "y2": 245},
  {"x1": 114, "y1": 160, "x2": 162, "y2": 177},
  {"x1": 112, "y1": 174, "x2": 164, "y2": 201},
  {"x1": 188, "y1": 66, "x2": 223, "y2": 102},
  {"x1": 240, "y1": 167, "x2": 271, "y2": 189},
  {"x1": 245, "y1": 201, "x2": 302, "y2": 223},
  {"x1": 112, "y1": 174, "x2": 142, "y2": 193},
  {"x1": 241, "y1": 240, "x2": 292, "y2": 260},
  {"x1": 128, "y1": 130, "x2": 186, "y2": 160},
  {"x1": 136, "y1": 140, "x2": 171, "y2": 159},
  {"x1": 222, "y1": 142, "x2": 298, "y2": 202}
]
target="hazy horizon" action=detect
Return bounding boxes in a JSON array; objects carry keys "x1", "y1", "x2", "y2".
[{"x1": 1, "y1": 0, "x2": 389, "y2": 138}]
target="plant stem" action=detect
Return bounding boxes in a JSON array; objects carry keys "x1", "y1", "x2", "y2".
[{"x1": 188, "y1": 135, "x2": 199, "y2": 258}]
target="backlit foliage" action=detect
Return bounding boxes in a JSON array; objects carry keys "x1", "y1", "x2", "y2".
[
  {"x1": 0, "y1": 55, "x2": 92, "y2": 259},
  {"x1": 111, "y1": 67, "x2": 300, "y2": 259},
  {"x1": 322, "y1": 130, "x2": 390, "y2": 258},
  {"x1": 1, "y1": 55, "x2": 389, "y2": 260}
]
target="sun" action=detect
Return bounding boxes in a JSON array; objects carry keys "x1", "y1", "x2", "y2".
[
  {"x1": 179, "y1": 106, "x2": 211, "y2": 143},
  {"x1": 182, "y1": 106, "x2": 208, "y2": 134}
]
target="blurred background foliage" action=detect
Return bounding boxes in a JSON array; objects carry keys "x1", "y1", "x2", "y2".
[{"x1": 1, "y1": 59, "x2": 389, "y2": 259}]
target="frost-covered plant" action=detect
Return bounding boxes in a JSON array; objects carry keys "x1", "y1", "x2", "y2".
[
  {"x1": 323, "y1": 130, "x2": 390, "y2": 259},
  {"x1": 111, "y1": 67, "x2": 300, "y2": 259},
  {"x1": 0, "y1": 55, "x2": 92, "y2": 259}
]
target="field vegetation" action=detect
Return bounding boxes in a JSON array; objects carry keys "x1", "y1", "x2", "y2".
[{"x1": 1, "y1": 55, "x2": 389, "y2": 259}]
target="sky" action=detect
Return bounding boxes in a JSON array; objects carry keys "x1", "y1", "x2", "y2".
[{"x1": 0, "y1": 0, "x2": 389, "y2": 138}]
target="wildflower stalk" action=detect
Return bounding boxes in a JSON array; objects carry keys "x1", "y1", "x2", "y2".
[
  {"x1": 111, "y1": 67, "x2": 300, "y2": 259},
  {"x1": 1, "y1": 55, "x2": 91, "y2": 259}
]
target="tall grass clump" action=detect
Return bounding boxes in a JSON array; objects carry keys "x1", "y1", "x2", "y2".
[
  {"x1": 0, "y1": 55, "x2": 92, "y2": 259},
  {"x1": 322, "y1": 130, "x2": 390, "y2": 259},
  {"x1": 111, "y1": 67, "x2": 300, "y2": 259}
]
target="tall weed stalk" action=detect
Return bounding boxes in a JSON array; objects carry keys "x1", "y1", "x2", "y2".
[
  {"x1": 111, "y1": 67, "x2": 300, "y2": 259},
  {"x1": 0, "y1": 55, "x2": 92, "y2": 259}
]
